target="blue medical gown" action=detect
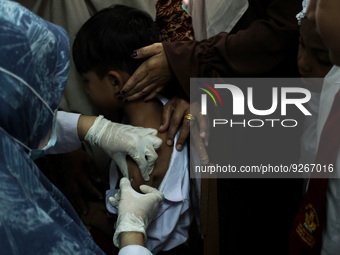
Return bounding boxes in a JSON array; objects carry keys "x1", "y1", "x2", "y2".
[{"x1": 0, "y1": 1, "x2": 104, "y2": 254}]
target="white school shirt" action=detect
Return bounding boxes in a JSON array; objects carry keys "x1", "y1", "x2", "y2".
[
  {"x1": 315, "y1": 66, "x2": 340, "y2": 255},
  {"x1": 300, "y1": 92, "x2": 320, "y2": 166},
  {"x1": 106, "y1": 96, "x2": 192, "y2": 255},
  {"x1": 299, "y1": 92, "x2": 320, "y2": 192}
]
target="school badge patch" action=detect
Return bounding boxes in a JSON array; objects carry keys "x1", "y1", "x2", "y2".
[{"x1": 296, "y1": 203, "x2": 320, "y2": 247}]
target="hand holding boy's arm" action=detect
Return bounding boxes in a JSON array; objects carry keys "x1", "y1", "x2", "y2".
[
  {"x1": 109, "y1": 177, "x2": 164, "y2": 248},
  {"x1": 79, "y1": 115, "x2": 162, "y2": 181},
  {"x1": 159, "y1": 98, "x2": 209, "y2": 153}
]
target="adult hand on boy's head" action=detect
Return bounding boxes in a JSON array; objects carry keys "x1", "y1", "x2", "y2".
[
  {"x1": 85, "y1": 116, "x2": 162, "y2": 181},
  {"x1": 120, "y1": 43, "x2": 171, "y2": 101}
]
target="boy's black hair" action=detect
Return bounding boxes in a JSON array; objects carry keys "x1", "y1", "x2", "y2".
[{"x1": 73, "y1": 4, "x2": 159, "y2": 78}]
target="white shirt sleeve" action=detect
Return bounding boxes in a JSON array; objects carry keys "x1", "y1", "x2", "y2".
[
  {"x1": 119, "y1": 245, "x2": 153, "y2": 255},
  {"x1": 47, "y1": 111, "x2": 82, "y2": 154}
]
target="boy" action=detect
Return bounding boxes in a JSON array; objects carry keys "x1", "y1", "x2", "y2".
[
  {"x1": 290, "y1": 1, "x2": 340, "y2": 254},
  {"x1": 296, "y1": 3, "x2": 333, "y2": 168},
  {"x1": 310, "y1": 0, "x2": 340, "y2": 254},
  {"x1": 73, "y1": 5, "x2": 192, "y2": 254}
]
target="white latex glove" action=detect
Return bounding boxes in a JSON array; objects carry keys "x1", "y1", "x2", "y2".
[
  {"x1": 84, "y1": 116, "x2": 162, "y2": 181},
  {"x1": 109, "y1": 177, "x2": 164, "y2": 248}
]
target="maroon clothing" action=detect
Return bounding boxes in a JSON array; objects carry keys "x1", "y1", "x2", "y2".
[
  {"x1": 289, "y1": 90, "x2": 340, "y2": 255},
  {"x1": 163, "y1": 0, "x2": 301, "y2": 96},
  {"x1": 162, "y1": 1, "x2": 303, "y2": 254}
]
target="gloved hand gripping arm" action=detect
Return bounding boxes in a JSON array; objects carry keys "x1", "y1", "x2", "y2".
[
  {"x1": 79, "y1": 115, "x2": 162, "y2": 181},
  {"x1": 109, "y1": 177, "x2": 164, "y2": 248}
]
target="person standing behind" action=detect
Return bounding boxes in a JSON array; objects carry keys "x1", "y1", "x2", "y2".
[
  {"x1": 296, "y1": 0, "x2": 333, "y2": 185},
  {"x1": 290, "y1": 0, "x2": 340, "y2": 254},
  {"x1": 0, "y1": 1, "x2": 103, "y2": 254},
  {"x1": 0, "y1": 1, "x2": 162, "y2": 254}
]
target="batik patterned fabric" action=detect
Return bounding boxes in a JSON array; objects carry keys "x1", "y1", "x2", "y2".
[
  {"x1": 0, "y1": 1, "x2": 104, "y2": 254},
  {"x1": 155, "y1": 0, "x2": 195, "y2": 42}
]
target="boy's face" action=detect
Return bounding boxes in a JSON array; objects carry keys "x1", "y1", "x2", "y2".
[
  {"x1": 310, "y1": 0, "x2": 340, "y2": 66},
  {"x1": 82, "y1": 71, "x2": 121, "y2": 116},
  {"x1": 298, "y1": 18, "x2": 333, "y2": 91}
]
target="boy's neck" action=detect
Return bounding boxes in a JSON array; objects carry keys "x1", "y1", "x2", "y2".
[{"x1": 122, "y1": 97, "x2": 162, "y2": 128}]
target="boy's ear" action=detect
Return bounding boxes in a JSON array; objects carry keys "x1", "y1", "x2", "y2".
[{"x1": 108, "y1": 70, "x2": 124, "y2": 91}]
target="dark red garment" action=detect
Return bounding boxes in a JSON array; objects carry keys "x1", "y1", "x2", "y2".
[
  {"x1": 162, "y1": 1, "x2": 304, "y2": 254},
  {"x1": 290, "y1": 90, "x2": 340, "y2": 255},
  {"x1": 163, "y1": 0, "x2": 301, "y2": 96}
]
